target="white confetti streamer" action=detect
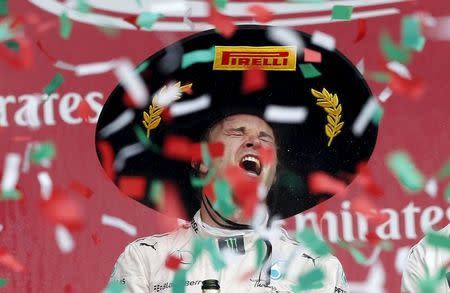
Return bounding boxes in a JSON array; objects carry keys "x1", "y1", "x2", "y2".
[
  {"x1": 170, "y1": 94, "x2": 211, "y2": 117},
  {"x1": 1, "y1": 153, "x2": 21, "y2": 194},
  {"x1": 102, "y1": 214, "x2": 137, "y2": 236},
  {"x1": 54, "y1": 60, "x2": 77, "y2": 71},
  {"x1": 424, "y1": 177, "x2": 438, "y2": 198},
  {"x1": 55, "y1": 224, "x2": 75, "y2": 253},
  {"x1": 356, "y1": 59, "x2": 365, "y2": 75},
  {"x1": 114, "y1": 143, "x2": 146, "y2": 172},
  {"x1": 387, "y1": 61, "x2": 411, "y2": 79},
  {"x1": 311, "y1": 31, "x2": 336, "y2": 51},
  {"x1": 266, "y1": 27, "x2": 304, "y2": 53},
  {"x1": 75, "y1": 60, "x2": 117, "y2": 76},
  {"x1": 21, "y1": 142, "x2": 35, "y2": 174},
  {"x1": 114, "y1": 59, "x2": 149, "y2": 108},
  {"x1": 352, "y1": 97, "x2": 379, "y2": 136},
  {"x1": 0, "y1": 224, "x2": 3, "y2": 233},
  {"x1": 349, "y1": 262, "x2": 386, "y2": 293},
  {"x1": 98, "y1": 109, "x2": 135, "y2": 138},
  {"x1": 183, "y1": 7, "x2": 194, "y2": 30},
  {"x1": 264, "y1": 105, "x2": 308, "y2": 124},
  {"x1": 426, "y1": 16, "x2": 450, "y2": 41},
  {"x1": 37, "y1": 171, "x2": 52, "y2": 200},
  {"x1": 378, "y1": 87, "x2": 393, "y2": 103},
  {"x1": 144, "y1": 1, "x2": 187, "y2": 14}
]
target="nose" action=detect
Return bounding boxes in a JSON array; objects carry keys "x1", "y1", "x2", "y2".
[{"x1": 244, "y1": 135, "x2": 261, "y2": 148}]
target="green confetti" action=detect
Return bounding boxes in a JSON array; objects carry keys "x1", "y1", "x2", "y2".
[
  {"x1": 0, "y1": 20, "x2": 13, "y2": 42},
  {"x1": 173, "y1": 269, "x2": 187, "y2": 293},
  {"x1": 296, "y1": 228, "x2": 332, "y2": 256},
  {"x1": 425, "y1": 231, "x2": 450, "y2": 250},
  {"x1": 331, "y1": 5, "x2": 353, "y2": 20},
  {"x1": 299, "y1": 63, "x2": 321, "y2": 79},
  {"x1": 30, "y1": 142, "x2": 56, "y2": 164},
  {"x1": 0, "y1": 0, "x2": 7, "y2": 16},
  {"x1": 214, "y1": 0, "x2": 227, "y2": 10},
  {"x1": 148, "y1": 180, "x2": 163, "y2": 206},
  {"x1": 76, "y1": 0, "x2": 91, "y2": 13},
  {"x1": 136, "y1": 12, "x2": 162, "y2": 29},
  {"x1": 292, "y1": 267, "x2": 325, "y2": 291},
  {"x1": 60, "y1": 12, "x2": 73, "y2": 39},
  {"x1": 386, "y1": 151, "x2": 425, "y2": 192},
  {"x1": 191, "y1": 237, "x2": 226, "y2": 271},
  {"x1": 0, "y1": 278, "x2": 7, "y2": 288},
  {"x1": 369, "y1": 71, "x2": 392, "y2": 83},
  {"x1": 436, "y1": 158, "x2": 450, "y2": 180},
  {"x1": 445, "y1": 183, "x2": 450, "y2": 202},
  {"x1": 402, "y1": 15, "x2": 426, "y2": 52},
  {"x1": 371, "y1": 103, "x2": 384, "y2": 125},
  {"x1": 380, "y1": 31, "x2": 411, "y2": 64},
  {"x1": 419, "y1": 266, "x2": 447, "y2": 293},
  {"x1": 136, "y1": 60, "x2": 150, "y2": 74},
  {"x1": 133, "y1": 125, "x2": 161, "y2": 153},
  {"x1": 1, "y1": 189, "x2": 21, "y2": 200},
  {"x1": 201, "y1": 143, "x2": 212, "y2": 167},
  {"x1": 5, "y1": 40, "x2": 19, "y2": 51},
  {"x1": 103, "y1": 281, "x2": 125, "y2": 293},
  {"x1": 255, "y1": 239, "x2": 265, "y2": 268},
  {"x1": 338, "y1": 241, "x2": 368, "y2": 264},
  {"x1": 212, "y1": 179, "x2": 236, "y2": 217},
  {"x1": 190, "y1": 168, "x2": 216, "y2": 187},
  {"x1": 43, "y1": 73, "x2": 64, "y2": 95},
  {"x1": 181, "y1": 47, "x2": 215, "y2": 69}
]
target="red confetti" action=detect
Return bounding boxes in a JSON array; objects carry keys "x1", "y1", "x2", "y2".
[
  {"x1": 118, "y1": 176, "x2": 147, "y2": 200},
  {"x1": 97, "y1": 141, "x2": 116, "y2": 180},
  {"x1": 64, "y1": 284, "x2": 73, "y2": 293},
  {"x1": 164, "y1": 135, "x2": 224, "y2": 162},
  {"x1": 208, "y1": 4, "x2": 236, "y2": 38},
  {"x1": 247, "y1": 4, "x2": 274, "y2": 23},
  {"x1": 202, "y1": 181, "x2": 216, "y2": 202},
  {"x1": 165, "y1": 255, "x2": 182, "y2": 270},
  {"x1": 258, "y1": 146, "x2": 275, "y2": 165},
  {"x1": 69, "y1": 180, "x2": 93, "y2": 199},
  {"x1": 91, "y1": 233, "x2": 101, "y2": 245},
  {"x1": 366, "y1": 231, "x2": 382, "y2": 245},
  {"x1": 307, "y1": 171, "x2": 347, "y2": 196},
  {"x1": 123, "y1": 16, "x2": 140, "y2": 29},
  {"x1": 76, "y1": 99, "x2": 93, "y2": 122},
  {"x1": 351, "y1": 197, "x2": 388, "y2": 225},
  {"x1": 355, "y1": 163, "x2": 383, "y2": 197},
  {"x1": 0, "y1": 247, "x2": 25, "y2": 273},
  {"x1": 158, "y1": 181, "x2": 187, "y2": 221},
  {"x1": 354, "y1": 19, "x2": 367, "y2": 43},
  {"x1": 191, "y1": 142, "x2": 225, "y2": 162},
  {"x1": 36, "y1": 40, "x2": 57, "y2": 62},
  {"x1": 0, "y1": 37, "x2": 33, "y2": 69},
  {"x1": 304, "y1": 48, "x2": 322, "y2": 63},
  {"x1": 225, "y1": 166, "x2": 259, "y2": 219},
  {"x1": 242, "y1": 67, "x2": 267, "y2": 94},
  {"x1": 389, "y1": 72, "x2": 425, "y2": 100}
]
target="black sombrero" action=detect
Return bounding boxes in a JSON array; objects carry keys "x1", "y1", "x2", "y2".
[{"x1": 95, "y1": 25, "x2": 378, "y2": 220}]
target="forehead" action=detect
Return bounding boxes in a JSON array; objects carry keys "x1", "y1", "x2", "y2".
[{"x1": 217, "y1": 114, "x2": 274, "y2": 133}]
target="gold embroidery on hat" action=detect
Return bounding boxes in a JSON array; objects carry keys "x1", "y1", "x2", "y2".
[
  {"x1": 311, "y1": 88, "x2": 344, "y2": 147},
  {"x1": 142, "y1": 82, "x2": 193, "y2": 138}
]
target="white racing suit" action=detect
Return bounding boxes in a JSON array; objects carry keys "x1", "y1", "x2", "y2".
[
  {"x1": 109, "y1": 211, "x2": 348, "y2": 292},
  {"x1": 401, "y1": 224, "x2": 450, "y2": 293}
]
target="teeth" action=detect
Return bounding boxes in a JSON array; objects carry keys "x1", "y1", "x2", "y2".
[{"x1": 241, "y1": 156, "x2": 261, "y2": 168}]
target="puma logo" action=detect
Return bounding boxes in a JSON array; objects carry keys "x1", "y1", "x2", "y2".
[
  {"x1": 302, "y1": 253, "x2": 319, "y2": 266},
  {"x1": 140, "y1": 242, "x2": 157, "y2": 251}
]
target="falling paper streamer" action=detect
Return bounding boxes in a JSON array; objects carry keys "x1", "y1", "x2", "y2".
[
  {"x1": 292, "y1": 267, "x2": 325, "y2": 291},
  {"x1": 356, "y1": 59, "x2": 365, "y2": 75},
  {"x1": 402, "y1": 15, "x2": 426, "y2": 51},
  {"x1": 118, "y1": 176, "x2": 147, "y2": 200},
  {"x1": 44, "y1": 73, "x2": 64, "y2": 95},
  {"x1": 136, "y1": 12, "x2": 162, "y2": 29},
  {"x1": 445, "y1": 183, "x2": 450, "y2": 202},
  {"x1": 172, "y1": 269, "x2": 187, "y2": 293},
  {"x1": 267, "y1": 27, "x2": 304, "y2": 53},
  {"x1": 425, "y1": 230, "x2": 450, "y2": 249},
  {"x1": 98, "y1": 109, "x2": 134, "y2": 138},
  {"x1": 103, "y1": 282, "x2": 125, "y2": 293},
  {"x1": 1, "y1": 153, "x2": 21, "y2": 197},
  {"x1": 0, "y1": 248, "x2": 25, "y2": 272},
  {"x1": 296, "y1": 228, "x2": 332, "y2": 256},
  {"x1": 114, "y1": 143, "x2": 146, "y2": 172},
  {"x1": 355, "y1": 19, "x2": 367, "y2": 43},
  {"x1": 0, "y1": 278, "x2": 6, "y2": 288},
  {"x1": 427, "y1": 16, "x2": 450, "y2": 41},
  {"x1": 183, "y1": 7, "x2": 194, "y2": 30},
  {"x1": 170, "y1": 94, "x2": 211, "y2": 117},
  {"x1": 181, "y1": 46, "x2": 215, "y2": 69},
  {"x1": 331, "y1": 5, "x2": 354, "y2": 21},
  {"x1": 208, "y1": 5, "x2": 236, "y2": 38},
  {"x1": 0, "y1": 224, "x2": 3, "y2": 233},
  {"x1": 378, "y1": 87, "x2": 393, "y2": 103},
  {"x1": 114, "y1": 60, "x2": 148, "y2": 108},
  {"x1": 101, "y1": 214, "x2": 137, "y2": 236},
  {"x1": 299, "y1": 63, "x2": 321, "y2": 78},
  {"x1": 264, "y1": 105, "x2": 307, "y2": 124},
  {"x1": 30, "y1": 142, "x2": 56, "y2": 164},
  {"x1": 247, "y1": 4, "x2": 274, "y2": 23},
  {"x1": 352, "y1": 97, "x2": 379, "y2": 136},
  {"x1": 75, "y1": 60, "x2": 117, "y2": 76},
  {"x1": 311, "y1": 31, "x2": 336, "y2": 51},
  {"x1": 37, "y1": 171, "x2": 52, "y2": 200},
  {"x1": 55, "y1": 224, "x2": 75, "y2": 253},
  {"x1": 59, "y1": 12, "x2": 72, "y2": 39},
  {"x1": 304, "y1": 48, "x2": 322, "y2": 63},
  {"x1": 386, "y1": 151, "x2": 425, "y2": 192},
  {"x1": 0, "y1": 0, "x2": 8, "y2": 16},
  {"x1": 380, "y1": 31, "x2": 411, "y2": 64},
  {"x1": 387, "y1": 61, "x2": 411, "y2": 79},
  {"x1": 424, "y1": 178, "x2": 438, "y2": 198}
]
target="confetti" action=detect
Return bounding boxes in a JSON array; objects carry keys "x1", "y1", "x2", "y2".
[
  {"x1": 42, "y1": 194, "x2": 85, "y2": 231},
  {"x1": 114, "y1": 143, "x2": 146, "y2": 172},
  {"x1": 355, "y1": 19, "x2": 367, "y2": 43},
  {"x1": 148, "y1": 180, "x2": 163, "y2": 206},
  {"x1": 425, "y1": 230, "x2": 450, "y2": 249},
  {"x1": 0, "y1": 37, "x2": 33, "y2": 69},
  {"x1": 0, "y1": 20, "x2": 13, "y2": 42},
  {"x1": 170, "y1": 94, "x2": 211, "y2": 117},
  {"x1": 248, "y1": 4, "x2": 274, "y2": 23},
  {"x1": 192, "y1": 237, "x2": 226, "y2": 271},
  {"x1": 352, "y1": 97, "x2": 379, "y2": 136},
  {"x1": 37, "y1": 171, "x2": 52, "y2": 200},
  {"x1": 74, "y1": 60, "x2": 117, "y2": 76},
  {"x1": 59, "y1": 12, "x2": 72, "y2": 39},
  {"x1": 427, "y1": 16, "x2": 450, "y2": 41},
  {"x1": 103, "y1": 282, "x2": 125, "y2": 293},
  {"x1": 339, "y1": 241, "x2": 368, "y2": 264},
  {"x1": 0, "y1": 224, "x2": 3, "y2": 232},
  {"x1": 98, "y1": 109, "x2": 134, "y2": 138},
  {"x1": 331, "y1": 5, "x2": 353, "y2": 21},
  {"x1": 224, "y1": 166, "x2": 259, "y2": 219},
  {"x1": 114, "y1": 60, "x2": 148, "y2": 108},
  {"x1": 436, "y1": 158, "x2": 450, "y2": 180},
  {"x1": 242, "y1": 67, "x2": 266, "y2": 94},
  {"x1": 311, "y1": 31, "x2": 336, "y2": 51},
  {"x1": 387, "y1": 61, "x2": 411, "y2": 80},
  {"x1": 424, "y1": 178, "x2": 438, "y2": 198},
  {"x1": 212, "y1": 179, "x2": 236, "y2": 217},
  {"x1": 402, "y1": 15, "x2": 426, "y2": 52},
  {"x1": 386, "y1": 150, "x2": 425, "y2": 192},
  {"x1": 118, "y1": 176, "x2": 147, "y2": 200},
  {"x1": 299, "y1": 63, "x2": 321, "y2": 78},
  {"x1": 380, "y1": 31, "x2": 411, "y2": 64},
  {"x1": 97, "y1": 141, "x2": 116, "y2": 180},
  {"x1": 183, "y1": 7, "x2": 194, "y2": 30},
  {"x1": 378, "y1": 87, "x2": 393, "y2": 103},
  {"x1": 30, "y1": 142, "x2": 56, "y2": 164},
  {"x1": 307, "y1": 171, "x2": 347, "y2": 195},
  {"x1": 181, "y1": 46, "x2": 215, "y2": 69},
  {"x1": 44, "y1": 73, "x2": 64, "y2": 95},
  {"x1": 389, "y1": 73, "x2": 425, "y2": 99},
  {"x1": 69, "y1": 180, "x2": 93, "y2": 199},
  {"x1": 267, "y1": 27, "x2": 304, "y2": 53},
  {"x1": 0, "y1": 248, "x2": 25, "y2": 272},
  {"x1": 165, "y1": 255, "x2": 182, "y2": 270},
  {"x1": 304, "y1": 48, "x2": 321, "y2": 63},
  {"x1": 213, "y1": 0, "x2": 227, "y2": 10},
  {"x1": 76, "y1": 0, "x2": 90, "y2": 13},
  {"x1": 0, "y1": 278, "x2": 7, "y2": 288},
  {"x1": 292, "y1": 267, "x2": 325, "y2": 291},
  {"x1": 101, "y1": 214, "x2": 137, "y2": 236},
  {"x1": 296, "y1": 228, "x2": 332, "y2": 256},
  {"x1": 372, "y1": 105, "x2": 383, "y2": 125},
  {"x1": 208, "y1": 5, "x2": 236, "y2": 38},
  {"x1": 0, "y1": 0, "x2": 8, "y2": 16},
  {"x1": 356, "y1": 59, "x2": 364, "y2": 75},
  {"x1": 445, "y1": 183, "x2": 450, "y2": 202},
  {"x1": 370, "y1": 71, "x2": 391, "y2": 83},
  {"x1": 172, "y1": 268, "x2": 187, "y2": 293},
  {"x1": 1, "y1": 153, "x2": 21, "y2": 199},
  {"x1": 55, "y1": 224, "x2": 75, "y2": 253},
  {"x1": 264, "y1": 105, "x2": 308, "y2": 124},
  {"x1": 136, "y1": 12, "x2": 162, "y2": 29},
  {"x1": 191, "y1": 142, "x2": 224, "y2": 163}
]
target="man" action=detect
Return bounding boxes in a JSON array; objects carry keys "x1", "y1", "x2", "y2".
[
  {"x1": 401, "y1": 224, "x2": 450, "y2": 292},
  {"x1": 96, "y1": 26, "x2": 378, "y2": 292}
]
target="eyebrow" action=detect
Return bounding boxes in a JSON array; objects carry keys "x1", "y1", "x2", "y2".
[{"x1": 225, "y1": 127, "x2": 275, "y2": 141}]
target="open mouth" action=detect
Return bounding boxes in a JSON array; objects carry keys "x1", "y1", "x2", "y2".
[{"x1": 239, "y1": 155, "x2": 262, "y2": 176}]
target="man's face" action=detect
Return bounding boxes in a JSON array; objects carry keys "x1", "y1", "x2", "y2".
[{"x1": 203, "y1": 114, "x2": 278, "y2": 192}]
